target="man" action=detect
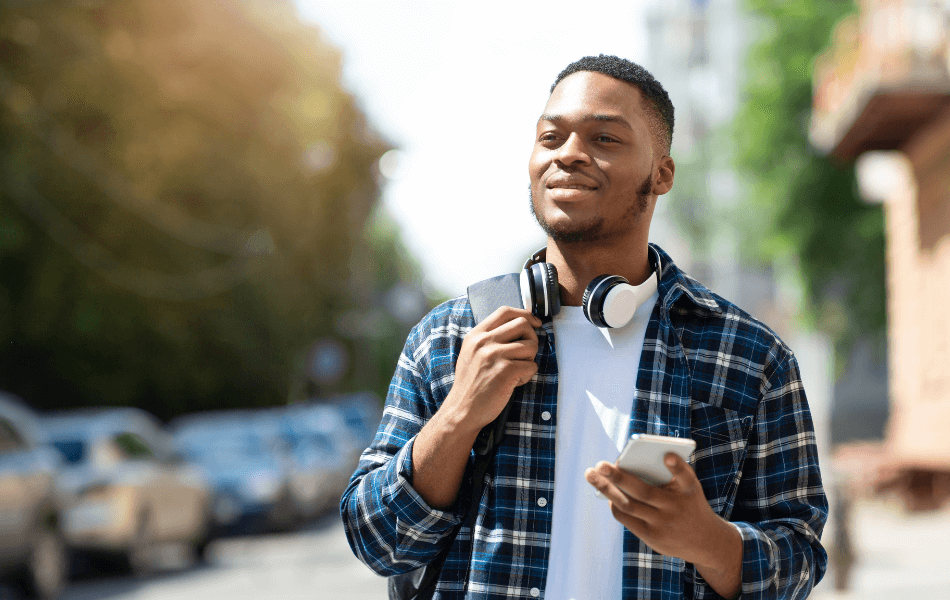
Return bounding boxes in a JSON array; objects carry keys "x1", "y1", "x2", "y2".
[{"x1": 341, "y1": 55, "x2": 828, "y2": 599}]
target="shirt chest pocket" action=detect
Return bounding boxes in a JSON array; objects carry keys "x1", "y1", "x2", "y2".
[{"x1": 688, "y1": 402, "x2": 753, "y2": 516}]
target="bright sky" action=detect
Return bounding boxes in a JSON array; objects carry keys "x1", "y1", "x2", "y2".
[{"x1": 295, "y1": 1, "x2": 651, "y2": 297}]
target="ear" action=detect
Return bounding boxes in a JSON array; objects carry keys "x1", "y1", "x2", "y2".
[{"x1": 651, "y1": 155, "x2": 675, "y2": 196}]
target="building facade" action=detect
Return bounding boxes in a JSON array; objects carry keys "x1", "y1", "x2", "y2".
[{"x1": 812, "y1": 0, "x2": 950, "y2": 510}]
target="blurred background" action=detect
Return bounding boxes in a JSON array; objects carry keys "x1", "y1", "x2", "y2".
[{"x1": 1, "y1": 0, "x2": 948, "y2": 598}]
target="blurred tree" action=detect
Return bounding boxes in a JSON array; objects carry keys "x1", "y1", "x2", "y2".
[
  {"x1": 0, "y1": 0, "x2": 420, "y2": 418},
  {"x1": 734, "y1": 0, "x2": 885, "y2": 358},
  {"x1": 319, "y1": 205, "x2": 444, "y2": 403}
]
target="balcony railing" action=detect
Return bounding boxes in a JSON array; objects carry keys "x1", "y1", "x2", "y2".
[{"x1": 810, "y1": 0, "x2": 950, "y2": 160}]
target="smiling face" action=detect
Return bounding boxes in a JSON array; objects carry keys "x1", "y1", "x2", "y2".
[{"x1": 529, "y1": 71, "x2": 673, "y2": 246}]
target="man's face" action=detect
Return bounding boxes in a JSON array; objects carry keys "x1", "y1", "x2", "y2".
[{"x1": 529, "y1": 71, "x2": 661, "y2": 245}]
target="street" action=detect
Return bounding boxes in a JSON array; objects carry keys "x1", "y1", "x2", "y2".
[
  {"x1": 0, "y1": 497, "x2": 941, "y2": 600},
  {"x1": 813, "y1": 498, "x2": 950, "y2": 600},
  {"x1": 58, "y1": 515, "x2": 387, "y2": 600}
]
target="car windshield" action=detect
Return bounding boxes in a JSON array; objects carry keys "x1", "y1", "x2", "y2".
[
  {"x1": 341, "y1": 407, "x2": 365, "y2": 429},
  {"x1": 178, "y1": 430, "x2": 270, "y2": 459},
  {"x1": 51, "y1": 439, "x2": 87, "y2": 465}
]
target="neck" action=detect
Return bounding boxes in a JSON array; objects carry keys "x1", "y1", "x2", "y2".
[{"x1": 546, "y1": 239, "x2": 653, "y2": 307}]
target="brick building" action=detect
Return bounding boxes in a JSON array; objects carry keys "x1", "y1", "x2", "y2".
[{"x1": 811, "y1": 0, "x2": 950, "y2": 510}]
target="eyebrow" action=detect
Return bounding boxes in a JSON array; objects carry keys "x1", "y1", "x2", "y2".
[{"x1": 537, "y1": 113, "x2": 634, "y2": 131}]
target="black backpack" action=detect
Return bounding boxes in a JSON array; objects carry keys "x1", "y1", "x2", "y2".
[{"x1": 388, "y1": 273, "x2": 524, "y2": 600}]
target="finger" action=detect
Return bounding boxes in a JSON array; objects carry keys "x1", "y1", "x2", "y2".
[
  {"x1": 586, "y1": 464, "x2": 619, "y2": 500},
  {"x1": 589, "y1": 463, "x2": 655, "y2": 505},
  {"x1": 478, "y1": 306, "x2": 542, "y2": 333},
  {"x1": 609, "y1": 502, "x2": 652, "y2": 538},
  {"x1": 491, "y1": 314, "x2": 540, "y2": 343},
  {"x1": 511, "y1": 360, "x2": 539, "y2": 387},
  {"x1": 466, "y1": 324, "x2": 536, "y2": 363},
  {"x1": 586, "y1": 465, "x2": 658, "y2": 523},
  {"x1": 498, "y1": 337, "x2": 539, "y2": 361},
  {"x1": 662, "y1": 453, "x2": 697, "y2": 490},
  {"x1": 606, "y1": 460, "x2": 662, "y2": 507}
]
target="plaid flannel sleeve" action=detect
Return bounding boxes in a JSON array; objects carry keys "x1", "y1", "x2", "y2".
[
  {"x1": 729, "y1": 354, "x2": 829, "y2": 600},
  {"x1": 339, "y1": 317, "x2": 464, "y2": 577}
]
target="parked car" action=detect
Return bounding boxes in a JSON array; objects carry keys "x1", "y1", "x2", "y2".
[
  {"x1": 284, "y1": 402, "x2": 363, "y2": 472},
  {"x1": 279, "y1": 397, "x2": 382, "y2": 517},
  {"x1": 276, "y1": 410, "x2": 351, "y2": 519},
  {"x1": 329, "y1": 392, "x2": 382, "y2": 453},
  {"x1": 0, "y1": 391, "x2": 69, "y2": 600},
  {"x1": 169, "y1": 411, "x2": 298, "y2": 535},
  {"x1": 43, "y1": 408, "x2": 211, "y2": 575}
]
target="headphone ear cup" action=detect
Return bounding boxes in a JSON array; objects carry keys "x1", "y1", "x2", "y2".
[
  {"x1": 583, "y1": 275, "x2": 630, "y2": 328},
  {"x1": 542, "y1": 263, "x2": 560, "y2": 316},
  {"x1": 581, "y1": 275, "x2": 607, "y2": 318},
  {"x1": 519, "y1": 269, "x2": 534, "y2": 315},
  {"x1": 523, "y1": 262, "x2": 560, "y2": 318},
  {"x1": 582, "y1": 275, "x2": 612, "y2": 327}
]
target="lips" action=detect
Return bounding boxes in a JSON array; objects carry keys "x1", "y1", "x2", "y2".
[
  {"x1": 545, "y1": 177, "x2": 599, "y2": 199},
  {"x1": 545, "y1": 171, "x2": 598, "y2": 192},
  {"x1": 546, "y1": 178, "x2": 598, "y2": 191},
  {"x1": 549, "y1": 183, "x2": 596, "y2": 190}
]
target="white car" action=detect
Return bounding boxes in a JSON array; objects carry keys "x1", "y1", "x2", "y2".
[
  {"x1": 44, "y1": 408, "x2": 211, "y2": 575},
  {"x1": 0, "y1": 392, "x2": 68, "y2": 599}
]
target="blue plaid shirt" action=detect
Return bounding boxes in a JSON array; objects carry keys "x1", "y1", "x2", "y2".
[{"x1": 341, "y1": 245, "x2": 828, "y2": 599}]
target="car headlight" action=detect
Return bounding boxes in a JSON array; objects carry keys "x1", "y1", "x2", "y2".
[
  {"x1": 245, "y1": 471, "x2": 281, "y2": 501},
  {"x1": 65, "y1": 500, "x2": 115, "y2": 531}
]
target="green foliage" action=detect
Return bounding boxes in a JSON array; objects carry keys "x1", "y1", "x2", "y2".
[
  {"x1": 0, "y1": 0, "x2": 418, "y2": 418},
  {"x1": 736, "y1": 0, "x2": 885, "y2": 356}
]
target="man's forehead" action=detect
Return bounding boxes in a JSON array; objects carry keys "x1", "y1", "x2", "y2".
[{"x1": 541, "y1": 71, "x2": 647, "y2": 122}]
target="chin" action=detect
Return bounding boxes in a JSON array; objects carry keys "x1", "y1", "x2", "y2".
[
  {"x1": 530, "y1": 189, "x2": 602, "y2": 239},
  {"x1": 538, "y1": 214, "x2": 607, "y2": 244}
]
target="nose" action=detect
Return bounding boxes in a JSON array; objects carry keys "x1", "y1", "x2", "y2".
[{"x1": 554, "y1": 133, "x2": 591, "y2": 167}]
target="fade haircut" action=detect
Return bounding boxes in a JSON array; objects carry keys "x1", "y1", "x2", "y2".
[{"x1": 551, "y1": 55, "x2": 674, "y2": 155}]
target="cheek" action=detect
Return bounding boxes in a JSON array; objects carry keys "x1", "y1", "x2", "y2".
[
  {"x1": 613, "y1": 165, "x2": 649, "y2": 190},
  {"x1": 528, "y1": 148, "x2": 548, "y2": 180}
]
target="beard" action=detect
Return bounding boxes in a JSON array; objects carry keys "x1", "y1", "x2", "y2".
[{"x1": 529, "y1": 172, "x2": 653, "y2": 244}]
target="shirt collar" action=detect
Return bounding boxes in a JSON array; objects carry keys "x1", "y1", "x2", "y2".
[{"x1": 650, "y1": 243, "x2": 724, "y2": 315}]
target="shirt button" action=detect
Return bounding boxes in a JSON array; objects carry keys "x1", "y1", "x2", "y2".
[
  {"x1": 530, "y1": 588, "x2": 540, "y2": 597},
  {"x1": 537, "y1": 497, "x2": 547, "y2": 507},
  {"x1": 541, "y1": 411, "x2": 551, "y2": 421}
]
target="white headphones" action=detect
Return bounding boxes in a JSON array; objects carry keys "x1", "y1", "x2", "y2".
[{"x1": 519, "y1": 246, "x2": 661, "y2": 328}]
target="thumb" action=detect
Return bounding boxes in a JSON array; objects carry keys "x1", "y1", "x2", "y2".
[{"x1": 664, "y1": 452, "x2": 695, "y2": 487}]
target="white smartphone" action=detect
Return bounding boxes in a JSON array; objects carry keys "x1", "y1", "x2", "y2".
[
  {"x1": 617, "y1": 434, "x2": 696, "y2": 485},
  {"x1": 596, "y1": 434, "x2": 696, "y2": 497}
]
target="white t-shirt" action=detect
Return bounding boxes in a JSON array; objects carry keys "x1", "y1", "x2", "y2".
[{"x1": 543, "y1": 290, "x2": 658, "y2": 600}]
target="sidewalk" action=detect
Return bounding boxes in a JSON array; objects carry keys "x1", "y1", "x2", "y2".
[{"x1": 812, "y1": 498, "x2": 950, "y2": 600}]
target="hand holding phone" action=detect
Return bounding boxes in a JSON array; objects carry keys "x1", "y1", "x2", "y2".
[
  {"x1": 617, "y1": 434, "x2": 696, "y2": 485},
  {"x1": 596, "y1": 434, "x2": 696, "y2": 497}
]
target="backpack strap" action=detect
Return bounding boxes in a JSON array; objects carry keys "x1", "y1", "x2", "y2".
[
  {"x1": 467, "y1": 273, "x2": 523, "y2": 456},
  {"x1": 466, "y1": 273, "x2": 524, "y2": 324},
  {"x1": 388, "y1": 273, "x2": 524, "y2": 600}
]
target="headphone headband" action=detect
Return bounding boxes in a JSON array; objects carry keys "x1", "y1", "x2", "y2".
[
  {"x1": 648, "y1": 245, "x2": 662, "y2": 279},
  {"x1": 525, "y1": 245, "x2": 662, "y2": 279},
  {"x1": 523, "y1": 245, "x2": 662, "y2": 327},
  {"x1": 523, "y1": 247, "x2": 547, "y2": 271}
]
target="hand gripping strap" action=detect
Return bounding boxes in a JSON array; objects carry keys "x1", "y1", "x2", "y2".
[
  {"x1": 388, "y1": 273, "x2": 523, "y2": 600},
  {"x1": 467, "y1": 273, "x2": 523, "y2": 455}
]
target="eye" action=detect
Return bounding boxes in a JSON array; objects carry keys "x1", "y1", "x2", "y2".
[{"x1": 596, "y1": 134, "x2": 620, "y2": 143}]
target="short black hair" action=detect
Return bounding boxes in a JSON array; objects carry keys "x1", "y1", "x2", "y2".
[{"x1": 551, "y1": 55, "x2": 674, "y2": 154}]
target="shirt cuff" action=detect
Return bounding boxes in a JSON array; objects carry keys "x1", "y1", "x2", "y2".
[
  {"x1": 385, "y1": 435, "x2": 463, "y2": 536},
  {"x1": 733, "y1": 520, "x2": 791, "y2": 599}
]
